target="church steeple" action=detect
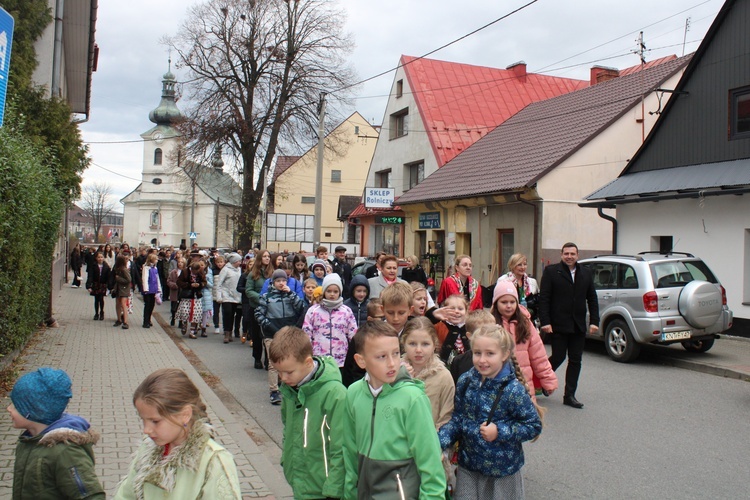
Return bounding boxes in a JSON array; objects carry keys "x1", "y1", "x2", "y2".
[{"x1": 148, "y1": 59, "x2": 183, "y2": 126}]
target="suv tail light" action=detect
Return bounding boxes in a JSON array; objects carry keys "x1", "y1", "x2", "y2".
[
  {"x1": 643, "y1": 291, "x2": 658, "y2": 313},
  {"x1": 721, "y1": 285, "x2": 727, "y2": 306}
]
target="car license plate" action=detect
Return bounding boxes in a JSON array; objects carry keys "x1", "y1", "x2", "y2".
[{"x1": 662, "y1": 331, "x2": 691, "y2": 341}]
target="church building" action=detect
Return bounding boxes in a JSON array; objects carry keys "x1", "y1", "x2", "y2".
[{"x1": 121, "y1": 67, "x2": 241, "y2": 248}]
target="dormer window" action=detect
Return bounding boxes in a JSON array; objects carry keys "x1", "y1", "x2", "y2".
[{"x1": 154, "y1": 148, "x2": 163, "y2": 165}]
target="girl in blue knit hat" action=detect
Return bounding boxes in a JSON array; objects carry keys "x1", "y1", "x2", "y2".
[{"x1": 7, "y1": 367, "x2": 104, "y2": 499}]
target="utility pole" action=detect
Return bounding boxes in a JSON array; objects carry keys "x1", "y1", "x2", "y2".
[
  {"x1": 637, "y1": 31, "x2": 647, "y2": 142},
  {"x1": 682, "y1": 17, "x2": 691, "y2": 56},
  {"x1": 313, "y1": 93, "x2": 326, "y2": 247}
]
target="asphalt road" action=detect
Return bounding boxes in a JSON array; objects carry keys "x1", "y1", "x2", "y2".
[{"x1": 154, "y1": 303, "x2": 750, "y2": 499}]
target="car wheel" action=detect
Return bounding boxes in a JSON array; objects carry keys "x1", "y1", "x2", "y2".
[
  {"x1": 604, "y1": 319, "x2": 641, "y2": 363},
  {"x1": 681, "y1": 338, "x2": 715, "y2": 353}
]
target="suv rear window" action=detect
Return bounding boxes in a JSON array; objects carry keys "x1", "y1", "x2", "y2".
[{"x1": 650, "y1": 260, "x2": 717, "y2": 288}]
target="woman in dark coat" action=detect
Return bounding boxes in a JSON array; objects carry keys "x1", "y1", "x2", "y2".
[
  {"x1": 86, "y1": 251, "x2": 111, "y2": 321},
  {"x1": 401, "y1": 254, "x2": 428, "y2": 287},
  {"x1": 70, "y1": 244, "x2": 83, "y2": 287}
]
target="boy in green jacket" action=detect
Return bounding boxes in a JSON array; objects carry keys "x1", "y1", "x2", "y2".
[
  {"x1": 7, "y1": 367, "x2": 104, "y2": 499},
  {"x1": 343, "y1": 321, "x2": 446, "y2": 500},
  {"x1": 269, "y1": 326, "x2": 347, "y2": 499}
]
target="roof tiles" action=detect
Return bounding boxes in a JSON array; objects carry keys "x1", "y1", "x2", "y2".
[{"x1": 397, "y1": 54, "x2": 692, "y2": 205}]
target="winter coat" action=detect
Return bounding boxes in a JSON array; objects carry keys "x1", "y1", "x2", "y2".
[
  {"x1": 211, "y1": 266, "x2": 223, "y2": 303},
  {"x1": 141, "y1": 265, "x2": 162, "y2": 296},
  {"x1": 436, "y1": 321, "x2": 469, "y2": 365},
  {"x1": 113, "y1": 268, "x2": 132, "y2": 298},
  {"x1": 538, "y1": 261, "x2": 599, "y2": 334},
  {"x1": 342, "y1": 274, "x2": 370, "y2": 327},
  {"x1": 244, "y1": 266, "x2": 271, "y2": 308},
  {"x1": 367, "y1": 275, "x2": 408, "y2": 299},
  {"x1": 402, "y1": 265, "x2": 428, "y2": 287},
  {"x1": 176, "y1": 268, "x2": 205, "y2": 300},
  {"x1": 500, "y1": 308, "x2": 557, "y2": 400},
  {"x1": 279, "y1": 356, "x2": 347, "y2": 499},
  {"x1": 114, "y1": 420, "x2": 241, "y2": 500},
  {"x1": 302, "y1": 303, "x2": 358, "y2": 367},
  {"x1": 437, "y1": 274, "x2": 483, "y2": 310},
  {"x1": 255, "y1": 288, "x2": 305, "y2": 338},
  {"x1": 342, "y1": 367, "x2": 447, "y2": 500},
  {"x1": 201, "y1": 271, "x2": 214, "y2": 312},
  {"x1": 216, "y1": 265, "x2": 242, "y2": 304},
  {"x1": 406, "y1": 354, "x2": 455, "y2": 429},
  {"x1": 438, "y1": 364, "x2": 541, "y2": 478},
  {"x1": 236, "y1": 272, "x2": 250, "y2": 305},
  {"x1": 86, "y1": 262, "x2": 111, "y2": 296},
  {"x1": 70, "y1": 250, "x2": 83, "y2": 272},
  {"x1": 260, "y1": 275, "x2": 305, "y2": 300},
  {"x1": 12, "y1": 414, "x2": 104, "y2": 500},
  {"x1": 166, "y1": 268, "x2": 182, "y2": 302}
]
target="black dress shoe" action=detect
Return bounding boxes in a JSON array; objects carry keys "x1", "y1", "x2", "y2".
[
  {"x1": 99, "y1": 314, "x2": 104, "y2": 321},
  {"x1": 563, "y1": 396, "x2": 584, "y2": 409},
  {"x1": 94, "y1": 313, "x2": 99, "y2": 320},
  {"x1": 254, "y1": 360, "x2": 263, "y2": 370}
]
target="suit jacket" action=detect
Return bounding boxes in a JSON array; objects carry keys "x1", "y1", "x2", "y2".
[{"x1": 538, "y1": 261, "x2": 599, "y2": 334}]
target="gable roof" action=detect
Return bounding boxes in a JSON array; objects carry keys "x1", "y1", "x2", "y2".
[
  {"x1": 272, "y1": 155, "x2": 302, "y2": 184},
  {"x1": 337, "y1": 195, "x2": 361, "y2": 220},
  {"x1": 397, "y1": 54, "x2": 691, "y2": 205},
  {"x1": 401, "y1": 55, "x2": 588, "y2": 167}
]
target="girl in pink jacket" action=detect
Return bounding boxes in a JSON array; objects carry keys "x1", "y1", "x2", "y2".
[
  {"x1": 492, "y1": 281, "x2": 558, "y2": 400},
  {"x1": 302, "y1": 273, "x2": 358, "y2": 367}
]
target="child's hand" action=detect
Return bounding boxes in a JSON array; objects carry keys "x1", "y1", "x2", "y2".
[
  {"x1": 192, "y1": 282, "x2": 200, "y2": 288},
  {"x1": 87, "y1": 288, "x2": 93, "y2": 293},
  {"x1": 479, "y1": 422, "x2": 498, "y2": 442},
  {"x1": 402, "y1": 361, "x2": 414, "y2": 377},
  {"x1": 281, "y1": 285, "x2": 291, "y2": 293}
]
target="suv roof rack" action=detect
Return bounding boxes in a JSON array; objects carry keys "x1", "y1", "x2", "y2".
[
  {"x1": 589, "y1": 254, "x2": 644, "y2": 261},
  {"x1": 637, "y1": 251, "x2": 695, "y2": 258}
]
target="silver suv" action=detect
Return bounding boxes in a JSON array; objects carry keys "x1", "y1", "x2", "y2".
[{"x1": 579, "y1": 252, "x2": 733, "y2": 362}]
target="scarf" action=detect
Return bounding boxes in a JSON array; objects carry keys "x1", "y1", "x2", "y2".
[
  {"x1": 321, "y1": 297, "x2": 344, "y2": 311},
  {"x1": 449, "y1": 274, "x2": 478, "y2": 304}
]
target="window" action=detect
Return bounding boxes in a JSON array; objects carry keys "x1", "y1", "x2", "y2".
[
  {"x1": 497, "y1": 230, "x2": 515, "y2": 277},
  {"x1": 729, "y1": 85, "x2": 750, "y2": 140},
  {"x1": 396, "y1": 79, "x2": 403, "y2": 98},
  {"x1": 149, "y1": 211, "x2": 159, "y2": 228},
  {"x1": 301, "y1": 196, "x2": 315, "y2": 204},
  {"x1": 154, "y1": 148, "x2": 162, "y2": 165},
  {"x1": 620, "y1": 265, "x2": 639, "y2": 289},
  {"x1": 407, "y1": 161, "x2": 424, "y2": 189},
  {"x1": 588, "y1": 262, "x2": 617, "y2": 289},
  {"x1": 331, "y1": 170, "x2": 341, "y2": 183},
  {"x1": 389, "y1": 108, "x2": 408, "y2": 139},
  {"x1": 266, "y1": 213, "x2": 314, "y2": 242},
  {"x1": 376, "y1": 169, "x2": 391, "y2": 188}
]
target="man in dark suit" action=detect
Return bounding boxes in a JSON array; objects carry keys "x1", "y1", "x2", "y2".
[
  {"x1": 331, "y1": 246, "x2": 352, "y2": 298},
  {"x1": 539, "y1": 242, "x2": 599, "y2": 409}
]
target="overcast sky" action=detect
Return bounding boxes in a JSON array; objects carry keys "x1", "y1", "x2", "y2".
[{"x1": 78, "y1": 0, "x2": 724, "y2": 204}]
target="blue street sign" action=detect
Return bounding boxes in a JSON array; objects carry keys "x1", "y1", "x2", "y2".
[
  {"x1": 188, "y1": 232, "x2": 197, "y2": 239},
  {"x1": 0, "y1": 7, "x2": 14, "y2": 128}
]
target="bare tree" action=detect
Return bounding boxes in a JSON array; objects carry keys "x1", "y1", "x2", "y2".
[
  {"x1": 80, "y1": 182, "x2": 117, "y2": 242},
  {"x1": 166, "y1": 0, "x2": 356, "y2": 249}
]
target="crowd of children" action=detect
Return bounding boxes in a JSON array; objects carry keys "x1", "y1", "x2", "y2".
[{"x1": 19, "y1": 249, "x2": 559, "y2": 498}]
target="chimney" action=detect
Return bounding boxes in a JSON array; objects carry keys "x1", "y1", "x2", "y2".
[
  {"x1": 590, "y1": 65, "x2": 619, "y2": 85},
  {"x1": 506, "y1": 61, "x2": 527, "y2": 82}
]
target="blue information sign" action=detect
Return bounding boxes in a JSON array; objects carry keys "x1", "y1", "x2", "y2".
[
  {"x1": 418, "y1": 212, "x2": 441, "y2": 229},
  {"x1": 0, "y1": 7, "x2": 14, "y2": 127}
]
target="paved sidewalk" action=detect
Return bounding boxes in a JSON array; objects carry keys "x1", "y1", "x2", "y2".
[{"x1": 0, "y1": 283, "x2": 289, "y2": 499}]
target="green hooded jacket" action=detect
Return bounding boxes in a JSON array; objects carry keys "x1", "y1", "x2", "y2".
[
  {"x1": 279, "y1": 356, "x2": 348, "y2": 499},
  {"x1": 342, "y1": 367, "x2": 446, "y2": 500}
]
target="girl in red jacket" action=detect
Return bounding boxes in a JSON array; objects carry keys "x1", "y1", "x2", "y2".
[{"x1": 492, "y1": 281, "x2": 557, "y2": 400}]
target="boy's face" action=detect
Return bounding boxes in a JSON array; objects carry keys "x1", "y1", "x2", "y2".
[
  {"x1": 7, "y1": 403, "x2": 34, "y2": 430},
  {"x1": 273, "y1": 278, "x2": 288, "y2": 291},
  {"x1": 313, "y1": 266, "x2": 326, "y2": 278},
  {"x1": 368, "y1": 305, "x2": 384, "y2": 321},
  {"x1": 354, "y1": 335, "x2": 401, "y2": 390},
  {"x1": 383, "y1": 301, "x2": 413, "y2": 332},
  {"x1": 412, "y1": 291, "x2": 427, "y2": 316},
  {"x1": 304, "y1": 282, "x2": 317, "y2": 298},
  {"x1": 317, "y1": 250, "x2": 328, "y2": 261},
  {"x1": 324, "y1": 286, "x2": 340, "y2": 300},
  {"x1": 274, "y1": 356, "x2": 315, "y2": 387},
  {"x1": 352, "y1": 285, "x2": 368, "y2": 302}
]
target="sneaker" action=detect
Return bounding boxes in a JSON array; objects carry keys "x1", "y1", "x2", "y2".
[
  {"x1": 122, "y1": 323, "x2": 129, "y2": 330},
  {"x1": 270, "y1": 391, "x2": 282, "y2": 405},
  {"x1": 114, "y1": 320, "x2": 122, "y2": 327},
  {"x1": 214, "y1": 326, "x2": 221, "y2": 334}
]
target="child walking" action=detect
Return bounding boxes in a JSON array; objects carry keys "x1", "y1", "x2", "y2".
[
  {"x1": 438, "y1": 325, "x2": 543, "y2": 499},
  {"x1": 492, "y1": 282, "x2": 557, "y2": 399},
  {"x1": 302, "y1": 273, "x2": 358, "y2": 370},
  {"x1": 141, "y1": 253, "x2": 163, "y2": 329},
  {"x1": 401, "y1": 317, "x2": 454, "y2": 428},
  {"x1": 8, "y1": 367, "x2": 105, "y2": 499},
  {"x1": 342, "y1": 274, "x2": 370, "y2": 327},
  {"x1": 114, "y1": 368, "x2": 241, "y2": 499},
  {"x1": 176, "y1": 261, "x2": 207, "y2": 339},
  {"x1": 343, "y1": 320, "x2": 446, "y2": 498},
  {"x1": 86, "y1": 251, "x2": 111, "y2": 321},
  {"x1": 167, "y1": 258, "x2": 185, "y2": 326},
  {"x1": 268, "y1": 326, "x2": 347, "y2": 499},
  {"x1": 112, "y1": 254, "x2": 132, "y2": 329}
]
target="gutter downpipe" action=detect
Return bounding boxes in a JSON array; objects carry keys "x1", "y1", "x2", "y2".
[
  {"x1": 597, "y1": 207, "x2": 617, "y2": 254},
  {"x1": 516, "y1": 195, "x2": 539, "y2": 276},
  {"x1": 52, "y1": 0, "x2": 65, "y2": 99}
]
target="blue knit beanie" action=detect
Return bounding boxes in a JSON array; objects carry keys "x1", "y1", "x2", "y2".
[{"x1": 10, "y1": 367, "x2": 72, "y2": 425}]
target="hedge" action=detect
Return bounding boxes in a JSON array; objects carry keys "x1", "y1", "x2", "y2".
[{"x1": 0, "y1": 115, "x2": 63, "y2": 358}]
